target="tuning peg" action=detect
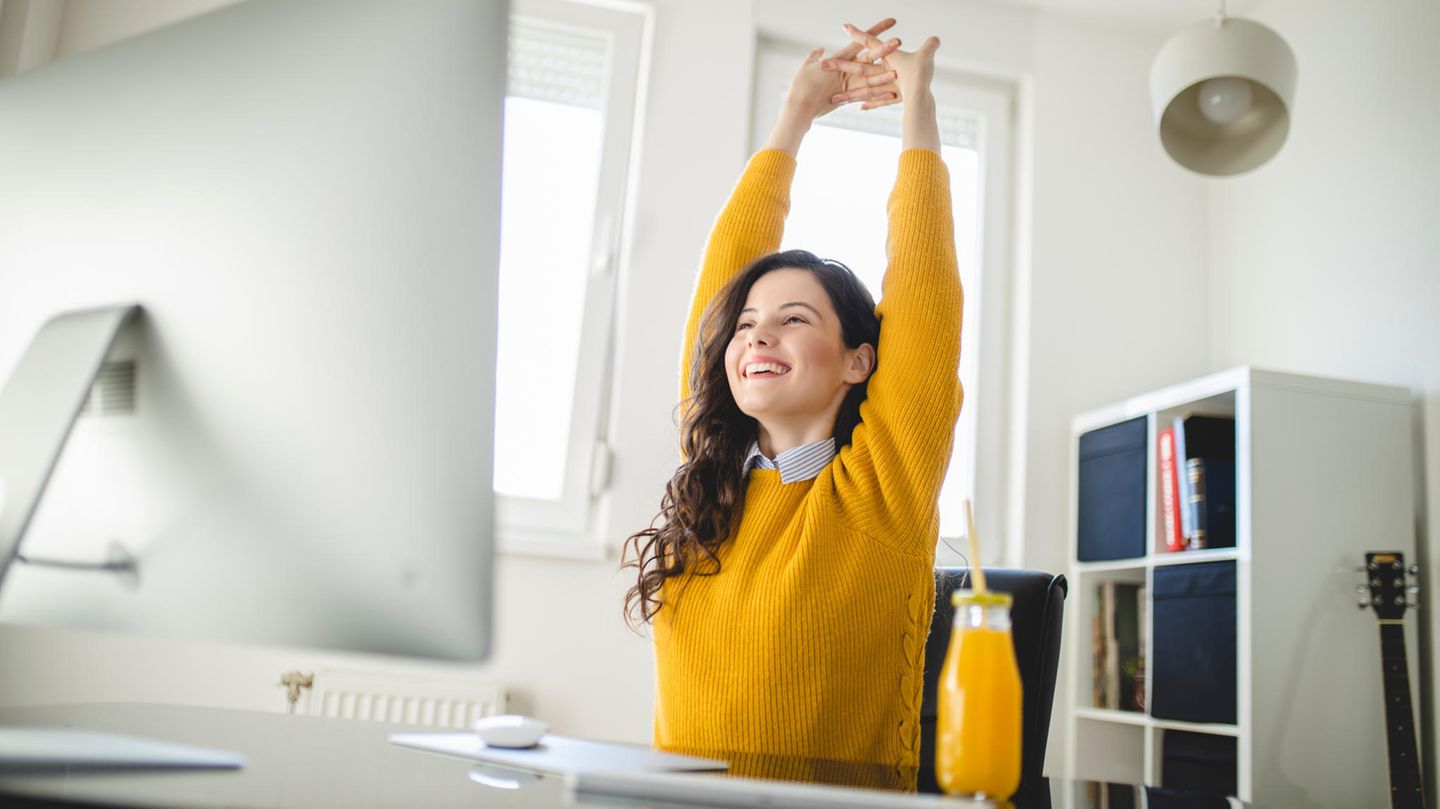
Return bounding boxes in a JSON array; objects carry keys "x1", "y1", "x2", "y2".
[
  {"x1": 1409, "y1": 564, "x2": 1421, "y2": 577},
  {"x1": 1408, "y1": 586, "x2": 1420, "y2": 596},
  {"x1": 1358, "y1": 600, "x2": 1371, "y2": 610},
  {"x1": 1409, "y1": 602, "x2": 1422, "y2": 611},
  {"x1": 1357, "y1": 585, "x2": 1370, "y2": 595}
]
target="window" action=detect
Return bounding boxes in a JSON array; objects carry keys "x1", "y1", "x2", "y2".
[
  {"x1": 494, "y1": 0, "x2": 647, "y2": 555},
  {"x1": 752, "y1": 39, "x2": 1018, "y2": 563}
]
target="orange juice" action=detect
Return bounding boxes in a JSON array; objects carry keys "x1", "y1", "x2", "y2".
[{"x1": 936, "y1": 591, "x2": 1022, "y2": 799}]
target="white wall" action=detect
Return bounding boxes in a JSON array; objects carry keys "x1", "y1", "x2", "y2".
[
  {"x1": 55, "y1": 0, "x2": 234, "y2": 56},
  {"x1": 1205, "y1": 0, "x2": 1440, "y2": 781},
  {"x1": 1021, "y1": 11, "x2": 1212, "y2": 586}
]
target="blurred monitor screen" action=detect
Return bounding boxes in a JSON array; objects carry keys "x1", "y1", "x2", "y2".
[{"x1": 0, "y1": 0, "x2": 505, "y2": 662}]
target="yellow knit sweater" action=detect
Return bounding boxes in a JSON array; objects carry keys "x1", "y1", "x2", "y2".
[{"x1": 653, "y1": 148, "x2": 963, "y2": 790}]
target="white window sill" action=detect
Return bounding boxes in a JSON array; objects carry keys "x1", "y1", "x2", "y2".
[{"x1": 497, "y1": 527, "x2": 612, "y2": 561}]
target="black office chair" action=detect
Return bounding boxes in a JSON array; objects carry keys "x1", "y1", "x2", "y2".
[{"x1": 917, "y1": 567, "x2": 1067, "y2": 795}]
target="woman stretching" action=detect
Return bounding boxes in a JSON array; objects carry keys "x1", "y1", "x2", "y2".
[{"x1": 623, "y1": 19, "x2": 962, "y2": 791}]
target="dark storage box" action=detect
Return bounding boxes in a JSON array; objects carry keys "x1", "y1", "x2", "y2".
[
  {"x1": 1077, "y1": 417, "x2": 1147, "y2": 561},
  {"x1": 1151, "y1": 561, "x2": 1237, "y2": 724},
  {"x1": 1145, "y1": 786, "x2": 1234, "y2": 809},
  {"x1": 1160, "y1": 730, "x2": 1237, "y2": 798}
]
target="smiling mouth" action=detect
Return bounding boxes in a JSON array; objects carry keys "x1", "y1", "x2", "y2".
[{"x1": 744, "y1": 361, "x2": 791, "y2": 378}]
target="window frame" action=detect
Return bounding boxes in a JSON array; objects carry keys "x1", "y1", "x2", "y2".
[
  {"x1": 749, "y1": 38, "x2": 1020, "y2": 567},
  {"x1": 494, "y1": 0, "x2": 649, "y2": 558}
]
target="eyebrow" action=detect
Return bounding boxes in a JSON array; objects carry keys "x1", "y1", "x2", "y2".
[{"x1": 739, "y1": 302, "x2": 823, "y2": 318}]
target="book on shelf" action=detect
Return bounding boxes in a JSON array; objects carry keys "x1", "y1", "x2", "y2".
[
  {"x1": 1104, "y1": 582, "x2": 1119, "y2": 710},
  {"x1": 1090, "y1": 583, "x2": 1111, "y2": 708},
  {"x1": 1187, "y1": 457, "x2": 1236, "y2": 550},
  {"x1": 1185, "y1": 457, "x2": 1206, "y2": 549},
  {"x1": 1135, "y1": 584, "x2": 1147, "y2": 712},
  {"x1": 1171, "y1": 414, "x2": 1236, "y2": 550},
  {"x1": 1090, "y1": 591, "x2": 1104, "y2": 709},
  {"x1": 1091, "y1": 581, "x2": 1144, "y2": 713},
  {"x1": 1157, "y1": 426, "x2": 1183, "y2": 552},
  {"x1": 1114, "y1": 583, "x2": 1142, "y2": 712}
]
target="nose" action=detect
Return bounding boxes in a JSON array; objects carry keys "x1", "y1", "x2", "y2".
[{"x1": 746, "y1": 324, "x2": 774, "y2": 348}]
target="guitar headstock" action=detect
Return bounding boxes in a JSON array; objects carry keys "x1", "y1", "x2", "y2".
[{"x1": 1359, "y1": 551, "x2": 1420, "y2": 620}]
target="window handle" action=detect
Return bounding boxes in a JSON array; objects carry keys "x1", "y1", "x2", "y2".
[
  {"x1": 590, "y1": 213, "x2": 616, "y2": 278},
  {"x1": 589, "y1": 441, "x2": 613, "y2": 497}
]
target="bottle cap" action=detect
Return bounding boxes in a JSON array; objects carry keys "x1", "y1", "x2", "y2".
[{"x1": 950, "y1": 589, "x2": 1013, "y2": 608}]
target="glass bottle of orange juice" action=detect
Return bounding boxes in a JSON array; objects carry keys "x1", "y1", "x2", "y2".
[{"x1": 936, "y1": 589, "x2": 1022, "y2": 800}]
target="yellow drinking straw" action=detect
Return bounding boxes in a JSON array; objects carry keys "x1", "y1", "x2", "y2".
[{"x1": 965, "y1": 499, "x2": 988, "y2": 594}]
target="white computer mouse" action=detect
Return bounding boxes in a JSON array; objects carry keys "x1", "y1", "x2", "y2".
[{"x1": 473, "y1": 714, "x2": 548, "y2": 749}]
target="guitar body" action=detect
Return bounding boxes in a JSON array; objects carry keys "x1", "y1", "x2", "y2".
[{"x1": 1363, "y1": 551, "x2": 1425, "y2": 809}]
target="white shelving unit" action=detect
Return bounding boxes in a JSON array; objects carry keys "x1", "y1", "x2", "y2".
[{"x1": 1061, "y1": 367, "x2": 1418, "y2": 807}]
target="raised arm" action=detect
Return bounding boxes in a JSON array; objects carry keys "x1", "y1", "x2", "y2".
[
  {"x1": 679, "y1": 20, "x2": 901, "y2": 403},
  {"x1": 826, "y1": 29, "x2": 963, "y2": 547}
]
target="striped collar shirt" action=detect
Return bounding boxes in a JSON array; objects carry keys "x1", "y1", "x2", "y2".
[{"x1": 742, "y1": 438, "x2": 836, "y2": 484}]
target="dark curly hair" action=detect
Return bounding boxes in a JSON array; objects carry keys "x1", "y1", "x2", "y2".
[{"x1": 622, "y1": 250, "x2": 880, "y2": 627}]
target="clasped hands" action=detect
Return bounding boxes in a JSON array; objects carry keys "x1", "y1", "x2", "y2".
[{"x1": 785, "y1": 18, "x2": 941, "y2": 120}]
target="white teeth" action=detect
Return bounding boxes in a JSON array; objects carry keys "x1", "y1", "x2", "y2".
[{"x1": 745, "y1": 362, "x2": 790, "y2": 377}]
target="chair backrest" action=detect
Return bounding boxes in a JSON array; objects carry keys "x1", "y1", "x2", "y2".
[{"x1": 917, "y1": 567, "x2": 1067, "y2": 794}]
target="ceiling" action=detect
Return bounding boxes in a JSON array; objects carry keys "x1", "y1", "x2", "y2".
[{"x1": 988, "y1": 0, "x2": 1268, "y2": 34}]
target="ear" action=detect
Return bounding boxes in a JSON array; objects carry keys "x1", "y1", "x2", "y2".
[{"x1": 843, "y1": 343, "x2": 876, "y2": 384}]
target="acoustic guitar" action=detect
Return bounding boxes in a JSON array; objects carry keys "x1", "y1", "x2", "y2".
[{"x1": 1358, "y1": 551, "x2": 1425, "y2": 809}]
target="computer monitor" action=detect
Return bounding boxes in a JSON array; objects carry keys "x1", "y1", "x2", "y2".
[{"x1": 0, "y1": 0, "x2": 505, "y2": 663}]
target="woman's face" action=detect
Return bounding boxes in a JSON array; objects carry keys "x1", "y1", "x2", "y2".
[{"x1": 723, "y1": 268, "x2": 870, "y2": 432}]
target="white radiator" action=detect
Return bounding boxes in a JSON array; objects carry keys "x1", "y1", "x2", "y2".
[{"x1": 298, "y1": 670, "x2": 508, "y2": 729}]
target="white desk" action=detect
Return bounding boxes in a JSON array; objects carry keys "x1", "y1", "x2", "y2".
[{"x1": 0, "y1": 703, "x2": 1240, "y2": 808}]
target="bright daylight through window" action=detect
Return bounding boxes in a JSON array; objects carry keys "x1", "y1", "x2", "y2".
[
  {"x1": 492, "y1": 5, "x2": 645, "y2": 551},
  {"x1": 494, "y1": 25, "x2": 604, "y2": 501}
]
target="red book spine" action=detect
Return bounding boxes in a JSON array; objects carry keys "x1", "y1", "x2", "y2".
[{"x1": 1158, "y1": 427, "x2": 1184, "y2": 552}]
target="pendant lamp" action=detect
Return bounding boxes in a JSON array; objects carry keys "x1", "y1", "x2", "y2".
[{"x1": 1150, "y1": 2, "x2": 1297, "y2": 176}]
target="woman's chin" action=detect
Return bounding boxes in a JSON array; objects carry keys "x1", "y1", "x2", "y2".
[
  {"x1": 737, "y1": 403, "x2": 768, "y2": 421},
  {"x1": 738, "y1": 396, "x2": 791, "y2": 419}
]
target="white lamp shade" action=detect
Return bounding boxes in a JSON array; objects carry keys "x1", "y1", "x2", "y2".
[{"x1": 1151, "y1": 17, "x2": 1297, "y2": 176}]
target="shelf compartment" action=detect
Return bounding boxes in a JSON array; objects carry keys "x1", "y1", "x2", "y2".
[
  {"x1": 1150, "y1": 561, "x2": 1236, "y2": 725},
  {"x1": 1156, "y1": 728, "x2": 1238, "y2": 798},
  {"x1": 1151, "y1": 405, "x2": 1238, "y2": 557},
  {"x1": 1084, "y1": 578, "x2": 1146, "y2": 712},
  {"x1": 1076, "y1": 416, "x2": 1148, "y2": 562},
  {"x1": 1072, "y1": 716, "x2": 1144, "y2": 787}
]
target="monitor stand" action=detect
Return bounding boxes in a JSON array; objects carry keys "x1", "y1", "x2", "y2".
[
  {"x1": 0, "y1": 304, "x2": 244, "y2": 771},
  {"x1": 0, "y1": 305, "x2": 141, "y2": 589}
]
